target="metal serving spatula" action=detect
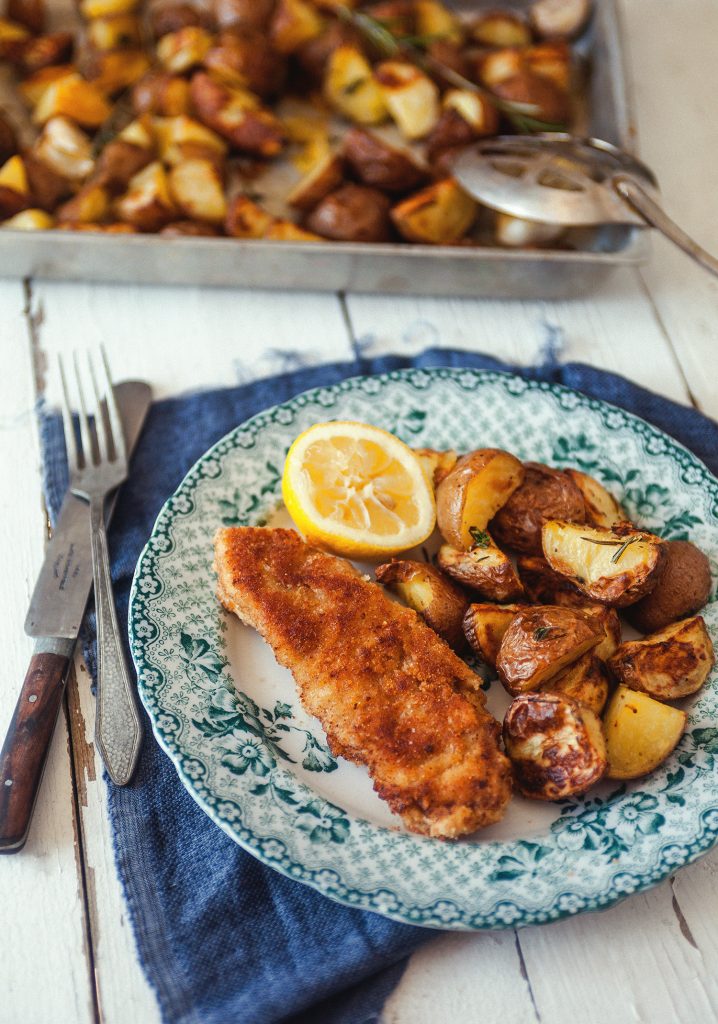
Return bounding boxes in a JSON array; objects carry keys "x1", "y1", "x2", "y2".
[{"x1": 452, "y1": 134, "x2": 718, "y2": 278}]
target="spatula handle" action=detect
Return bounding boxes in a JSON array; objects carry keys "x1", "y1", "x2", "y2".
[
  {"x1": 0, "y1": 640, "x2": 73, "y2": 853},
  {"x1": 613, "y1": 175, "x2": 718, "y2": 279}
]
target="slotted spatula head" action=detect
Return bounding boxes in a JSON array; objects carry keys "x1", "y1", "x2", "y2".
[{"x1": 452, "y1": 134, "x2": 659, "y2": 226}]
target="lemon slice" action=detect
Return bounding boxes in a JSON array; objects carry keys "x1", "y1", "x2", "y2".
[{"x1": 282, "y1": 421, "x2": 436, "y2": 558}]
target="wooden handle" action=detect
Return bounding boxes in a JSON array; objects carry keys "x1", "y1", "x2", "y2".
[{"x1": 0, "y1": 651, "x2": 70, "y2": 853}]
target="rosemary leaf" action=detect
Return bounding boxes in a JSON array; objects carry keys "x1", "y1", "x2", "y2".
[
  {"x1": 533, "y1": 626, "x2": 566, "y2": 641},
  {"x1": 469, "y1": 527, "x2": 491, "y2": 549}
]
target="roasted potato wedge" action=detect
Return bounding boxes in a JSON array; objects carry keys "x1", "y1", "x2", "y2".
[
  {"x1": 579, "y1": 604, "x2": 621, "y2": 661},
  {"x1": 463, "y1": 602, "x2": 523, "y2": 668},
  {"x1": 86, "y1": 14, "x2": 141, "y2": 50},
  {"x1": 93, "y1": 138, "x2": 153, "y2": 191},
  {"x1": 608, "y1": 616, "x2": 714, "y2": 702},
  {"x1": 438, "y1": 538, "x2": 524, "y2": 603},
  {"x1": 153, "y1": 114, "x2": 227, "y2": 166},
  {"x1": 0, "y1": 16, "x2": 29, "y2": 62},
  {"x1": 305, "y1": 183, "x2": 391, "y2": 242},
  {"x1": 190, "y1": 74, "x2": 285, "y2": 157},
  {"x1": 264, "y1": 220, "x2": 322, "y2": 241},
  {"x1": 56, "y1": 183, "x2": 110, "y2": 224},
  {"x1": 625, "y1": 540, "x2": 713, "y2": 634},
  {"x1": 115, "y1": 160, "x2": 177, "y2": 231},
  {"x1": 517, "y1": 554, "x2": 587, "y2": 607},
  {"x1": 496, "y1": 605, "x2": 602, "y2": 696},
  {"x1": 530, "y1": 0, "x2": 592, "y2": 40},
  {"x1": 564, "y1": 469, "x2": 624, "y2": 528},
  {"x1": 324, "y1": 45, "x2": 387, "y2": 125},
  {"x1": 0, "y1": 154, "x2": 30, "y2": 219},
  {"x1": 375, "y1": 60, "x2": 439, "y2": 141},
  {"x1": 33, "y1": 117, "x2": 94, "y2": 181},
  {"x1": 160, "y1": 219, "x2": 220, "y2": 236},
  {"x1": 168, "y1": 159, "x2": 226, "y2": 223},
  {"x1": 15, "y1": 31, "x2": 74, "y2": 75},
  {"x1": 542, "y1": 653, "x2": 609, "y2": 715},
  {"x1": 7, "y1": 0, "x2": 45, "y2": 34},
  {"x1": 491, "y1": 71, "x2": 571, "y2": 126},
  {"x1": 436, "y1": 448, "x2": 525, "y2": 550},
  {"x1": 204, "y1": 31, "x2": 287, "y2": 98},
  {"x1": 414, "y1": 447, "x2": 458, "y2": 489},
  {"x1": 83, "y1": 50, "x2": 151, "y2": 96},
  {"x1": 156, "y1": 26, "x2": 213, "y2": 73},
  {"x1": 0, "y1": 207, "x2": 54, "y2": 229},
  {"x1": 287, "y1": 152, "x2": 344, "y2": 212},
  {"x1": 375, "y1": 559, "x2": 468, "y2": 649},
  {"x1": 342, "y1": 127, "x2": 426, "y2": 193},
  {"x1": 225, "y1": 193, "x2": 274, "y2": 238},
  {"x1": 415, "y1": 0, "x2": 463, "y2": 45},
  {"x1": 149, "y1": 2, "x2": 205, "y2": 37},
  {"x1": 212, "y1": 0, "x2": 275, "y2": 32},
  {"x1": 542, "y1": 520, "x2": 666, "y2": 607},
  {"x1": 133, "y1": 72, "x2": 192, "y2": 116},
  {"x1": 491, "y1": 462, "x2": 586, "y2": 555},
  {"x1": 19, "y1": 65, "x2": 75, "y2": 107},
  {"x1": 503, "y1": 692, "x2": 607, "y2": 800},
  {"x1": 495, "y1": 213, "x2": 564, "y2": 248},
  {"x1": 80, "y1": 0, "x2": 140, "y2": 19},
  {"x1": 270, "y1": 0, "x2": 324, "y2": 55},
  {"x1": 391, "y1": 178, "x2": 477, "y2": 245},
  {"x1": 604, "y1": 685, "x2": 686, "y2": 780},
  {"x1": 33, "y1": 74, "x2": 112, "y2": 129},
  {"x1": 471, "y1": 11, "x2": 531, "y2": 47}
]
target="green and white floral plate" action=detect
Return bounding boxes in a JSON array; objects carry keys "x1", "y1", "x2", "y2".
[{"x1": 129, "y1": 368, "x2": 718, "y2": 931}]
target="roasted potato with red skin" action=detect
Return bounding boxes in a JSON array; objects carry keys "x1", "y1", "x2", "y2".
[
  {"x1": 305, "y1": 183, "x2": 391, "y2": 242},
  {"x1": 542, "y1": 519, "x2": 666, "y2": 607},
  {"x1": 287, "y1": 152, "x2": 344, "y2": 212},
  {"x1": 295, "y1": 21, "x2": 359, "y2": 83},
  {"x1": 604, "y1": 685, "x2": 686, "y2": 780},
  {"x1": 56, "y1": 183, "x2": 111, "y2": 224},
  {"x1": 324, "y1": 45, "x2": 387, "y2": 126},
  {"x1": 438, "y1": 539, "x2": 525, "y2": 603},
  {"x1": 491, "y1": 462, "x2": 586, "y2": 556},
  {"x1": 476, "y1": 45, "x2": 525, "y2": 88},
  {"x1": 18, "y1": 65, "x2": 75, "y2": 107},
  {"x1": 153, "y1": 114, "x2": 227, "y2": 167},
  {"x1": 115, "y1": 160, "x2": 177, "y2": 231},
  {"x1": 375, "y1": 60, "x2": 439, "y2": 141},
  {"x1": 204, "y1": 32, "x2": 287, "y2": 98},
  {"x1": 33, "y1": 75, "x2": 112, "y2": 129},
  {"x1": 425, "y1": 39, "x2": 470, "y2": 84},
  {"x1": 415, "y1": 0, "x2": 463, "y2": 44},
  {"x1": 149, "y1": 2, "x2": 204, "y2": 38},
  {"x1": 414, "y1": 447, "x2": 458, "y2": 489},
  {"x1": 168, "y1": 158, "x2": 227, "y2": 223},
  {"x1": 156, "y1": 26, "x2": 213, "y2": 73},
  {"x1": 608, "y1": 616, "x2": 714, "y2": 702},
  {"x1": 426, "y1": 91, "x2": 499, "y2": 163},
  {"x1": 530, "y1": 0, "x2": 592, "y2": 41},
  {"x1": 492, "y1": 72, "x2": 571, "y2": 126},
  {"x1": 517, "y1": 554, "x2": 590, "y2": 608},
  {"x1": 0, "y1": 114, "x2": 18, "y2": 165},
  {"x1": 33, "y1": 117, "x2": 94, "y2": 182},
  {"x1": 225, "y1": 193, "x2": 274, "y2": 237},
  {"x1": 496, "y1": 604, "x2": 602, "y2": 696},
  {"x1": 132, "y1": 73, "x2": 191, "y2": 116},
  {"x1": 190, "y1": 74, "x2": 286, "y2": 157},
  {"x1": 542, "y1": 653, "x2": 609, "y2": 716},
  {"x1": 563, "y1": 469, "x2": 624, "y2": 527},
  {"x1": 471, "y1": 11, "x2": 531, "y2": 47},
  {"x1": 58, "y1": 221, "x2": 137, "y2": 233},
  {"x1": 7, "y1": 0, "x2": 45, "y2": 34},
  {"x1": 524, "y1": 41, "x2": 572, "y2": 92},
  {"x1": 375, "y1": 559, "x2": 468, "y2": 649},
  {"x1": 0, "y1": 207, "x2": 54, "y2": 229},
  {"x1": 264, "y1": 220, "x2": 322, "y2": 240},
  {"x1": 504, "y1": 692, "x2": 607, "y2": 800},
  {"x1": 212, "y1": 0, "x2": 275, "y2": 32},
  {"x1": 0, "y1": 17, "x2": 30, "y2": 63},
  {"x1": 625, "y1": 540, "x2": 713, "y2": 634},
  {"x1": 0, "y1": 154, "x2": 31, "y2": 218},
  {"x1": 579, "y1": 604, "x2": 620, "y2": 661},
  {"x1": 14, "y1": 32, "x2": 73, "y2": 75},
  {"x1": 391, "y1": 178, "x2": 477, "y2": 245},
  {"x1": 84, "y1": 51, "x2": 151, "y2": 98},
  {"x1": 87, "y1": 13, "x2": 142, "y2": 50},
  {"x1": 436, "y1": 448, "x2": 525, "y2": 550},
  {"x1": 342, "y1": 127, "x2": 426, "y2": 193},
  {"x1": 463, "y1": 602, "x2": 523, "y2": 668},
  {"x1": 160, "y1": 219, "x2": 221, "y2": 236},
  {"x1": 270, "y1": 0, "x2": 324, "y2": 55}
]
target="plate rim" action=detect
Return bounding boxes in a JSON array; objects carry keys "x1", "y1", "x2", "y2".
[{"x1": 128, "y1": 365, "x2": 718, "y2": 931}]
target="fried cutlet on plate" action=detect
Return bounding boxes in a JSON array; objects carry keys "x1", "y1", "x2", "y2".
[{"x1": 214, "y1": 527, "x2": 512, "y2": 838}]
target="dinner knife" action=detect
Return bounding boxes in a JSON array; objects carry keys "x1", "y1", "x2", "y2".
[{"x1": 0, "y1": 380, "x2": 152, "y2": 854}]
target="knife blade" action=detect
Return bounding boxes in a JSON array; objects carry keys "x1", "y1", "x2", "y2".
[{"x1": 0, "y1": 380, "x2": 152, "y2": 853}]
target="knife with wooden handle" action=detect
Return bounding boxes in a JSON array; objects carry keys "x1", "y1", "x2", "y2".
[{"x1": 0, "y1": 380, "x2": 152, "y2": 853}]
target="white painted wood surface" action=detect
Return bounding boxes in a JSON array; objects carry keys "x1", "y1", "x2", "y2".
[{"x1": 3, "y1": 2, "x2": 718, "y2": 1022}]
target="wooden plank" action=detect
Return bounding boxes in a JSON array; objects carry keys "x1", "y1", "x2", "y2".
[
  {"x1": 29, "y1": 279, "x2": 354, "y2": 1024},
  {"x1": 344, "y1": 272, "x2": 689, "y2": 404},
  {"x1": 619, "y1": 0, "x2": 718, "y2": 419},
  {"x1": 0, "y1": 281, "x2": 94, "y2": 1024}
]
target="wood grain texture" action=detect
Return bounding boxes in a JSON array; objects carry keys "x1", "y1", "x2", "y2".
[{"x1": 0, "y1": 650, "x2": 71, "y2": 853}]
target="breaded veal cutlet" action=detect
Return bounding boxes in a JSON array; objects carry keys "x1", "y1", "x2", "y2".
[{"x1": 214, "y1": 527, "x2": 513, "y2": 839}]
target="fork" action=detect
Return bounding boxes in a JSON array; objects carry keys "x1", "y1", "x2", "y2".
[{"x1": 59, "y1": 349, "x2": 143, "y2": 786}]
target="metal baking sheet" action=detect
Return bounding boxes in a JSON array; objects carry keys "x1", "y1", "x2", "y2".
[{"x1": 0, "y1": 0, "x2": 648, "y2": 298}]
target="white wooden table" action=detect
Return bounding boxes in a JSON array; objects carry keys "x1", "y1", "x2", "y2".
[{"x1": 3, "y1": 3, "x2": 718, "y2": 1021}]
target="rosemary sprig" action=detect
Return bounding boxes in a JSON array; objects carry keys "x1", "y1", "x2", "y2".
[
  {"x1": 580, "y1": 535, "x2": 642, "y2": 564},
  {"x1": 469, "y1": 526, "x2": 491, "y2": 549},
  {"x1": 337, "y1": 9, "x2": 567, "y2": 135},
  {"x1": 534, "y1": 626, "x2": 566, "y2": 641}
]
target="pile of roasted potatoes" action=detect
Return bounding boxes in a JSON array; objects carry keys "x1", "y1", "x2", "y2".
[
  {"x1": 375, "y1": 447, "x2": 715, "y2": 802},
  {"x1": 0, "y1": 0, "x2": 587, "y2": 243}
]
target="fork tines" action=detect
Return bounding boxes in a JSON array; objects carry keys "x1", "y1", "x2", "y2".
[{"x1": 58, "y1": 347, "x2": 126, "y2": 475}]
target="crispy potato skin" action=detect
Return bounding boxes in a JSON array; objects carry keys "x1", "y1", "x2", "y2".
[
  {"x1": 542, "y1": 653, "x2": 609, "y2": 716},
  {"x1": 438, "y1": 541, "x2": 524, "y2": 602},
  {"x1": 564, "y1": 469, "x2": 624, "y2": 528},
  {"x1": 496, "y1": 605, "x2": 602, "y2": 696},
  {"x1": 542, "y1": 519, "x2": 666, "y2": 607},
  {"x1": 491, "y1": 463, "x2": 586, "y2": 555},
  {"x1": 305, "y1": 183, "x2": 392, "y2": 242},
  {"x1": 414, "y1": 447, "x2": 458, "y2": 489},
  {"x1": 625, "y1": 540, "x2": 713, "y2": 633},
  {"x1": 517, "y1": 554, "x2": 588, "y2": 607},
  {"x1": 492, "y1": 72, "x2": 571, "y2": 125},
  {"x1": 608, "y1": 615, "x2": 715, "y2": 701},
  {"x1": 579, "y1": 604, "x2": 621, "y2": 661},
  {"x1": 436, "y1": 448, "x2": 525, "y2": 550},
  {"x1": 503, "y1": 692, "x2": 607, "y2": 800},
  {"x1": 604, "y1": 685, "x2": 686, "y2": 780},
  {"x1": 463, "y1": 602, "x2": 523, "y2": 668},
  {"x1": 93, "y1": 139, "x2": 153, "y2": 192},
  {"x1": 343, "y1": 127, "x2": 426, "y2": 193},
  {"x1": 375, "y1": 559, "x2": 468, "y2": 649},
  {"x1": 204, "y1": 31, "x2": 287, "y2": 98},
  {"x1": 287, "y1": 152, "x2": 344, "y2": 212},
  {"x1": 391, "y1": 177, "x2": 477, "y2": 245}
]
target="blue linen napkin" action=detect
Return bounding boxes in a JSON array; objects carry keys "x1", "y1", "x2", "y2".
[{"x1": 40, "y1": 349, "x2": 718, "y2": 1024}]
